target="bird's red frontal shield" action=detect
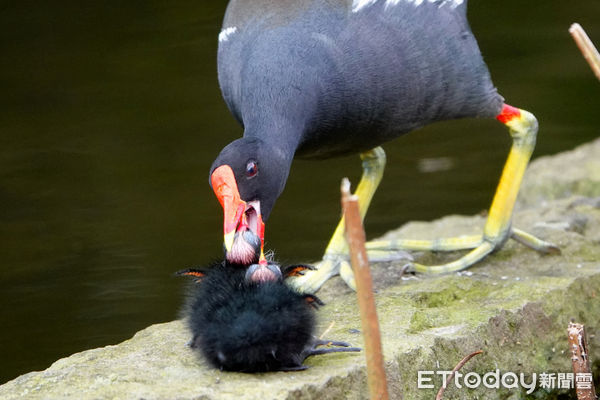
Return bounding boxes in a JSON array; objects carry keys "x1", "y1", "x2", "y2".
[
  {"x1": 211, "y1": 165, "x2": 267, "y2": 266},
  {"x1": 211, "y1": 165, "x2": 247, "y2": 252}
]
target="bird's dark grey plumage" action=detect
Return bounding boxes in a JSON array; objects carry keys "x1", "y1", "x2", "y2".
[
  {"x1": 212, "y1": 0, "x2": 503, "y2": 221},
  {"x1": 218, "y1": 0, "x2": 502, "y2": 159},
  {"x1": 209, "y1": 0, "x2": 512, "y2": 272}
]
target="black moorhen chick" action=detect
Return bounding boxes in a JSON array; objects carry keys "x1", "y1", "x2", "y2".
[{"x1": 178, "y1": 261, "x2": 360, "y2": 372}]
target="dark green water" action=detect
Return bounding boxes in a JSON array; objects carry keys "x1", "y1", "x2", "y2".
[{"x1": 1, "y1": 1, "x2": 599, "y2": 383}]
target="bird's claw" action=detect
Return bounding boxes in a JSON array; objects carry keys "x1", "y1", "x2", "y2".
[
  {"x1": 288, "y1": 255, "x2": 348, "y2": 293},
  {"x1": 303, "y1": 337, "x2": 361, "y2": 358},
  {"x1": 339, "y1": 261, "x2": 356, "y2": 290},
  {"x1": 288, "y1": 248, "x2": 415, "y2": 293}
]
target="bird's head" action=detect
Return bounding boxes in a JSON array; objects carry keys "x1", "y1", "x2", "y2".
[{"x1": 209, "y1": 137, "x2": 290, "y2": 282}]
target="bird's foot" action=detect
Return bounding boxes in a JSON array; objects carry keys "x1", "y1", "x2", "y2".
[
  {"x1": 510, "y1": 227, "x2": 560, "y2": 254},
  {"x1": 281, "y1": 338, "x2": 361, "y2": 371},
  {"x1": 288, "y1": 227, "x2": 558, "y2": 291},
  {"x1": 367, "y1": 227, "x2": 559, "y2": 275},
  {"x1": 302, "y1": 338, "x2": 361, "y2": 358},
  {"x1": 288, "y1": 249, "x2": 413, "y2": 293},
  {"x1": 287, "y1": 254, "x2": 353, "y2": 293}
]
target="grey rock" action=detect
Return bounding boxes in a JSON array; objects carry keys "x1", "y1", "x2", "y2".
[{"x1": 518, "y1": 138, "x2": 600, "y2": 207}]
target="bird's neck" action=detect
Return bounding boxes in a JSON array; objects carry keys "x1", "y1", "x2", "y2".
[{"x1": 243, "y1": 120, "x2": 304, "y2": 164}]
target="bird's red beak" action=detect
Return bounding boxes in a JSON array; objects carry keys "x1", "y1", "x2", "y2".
[{"x1": 211, "y1": 165, "x2": 267, "y2": 266}]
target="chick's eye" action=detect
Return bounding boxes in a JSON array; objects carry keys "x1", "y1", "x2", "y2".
[{"x1": 245, "y1": 160, "x2": 258, "y2": 178}]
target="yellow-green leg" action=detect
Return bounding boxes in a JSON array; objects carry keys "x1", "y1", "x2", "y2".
[
  {"x1": 289, "y1": 147, "x2": 389, "y2": 293},
  {"x1": 290, "y1": 105, "x2": 559, "y2": 293},
  {"x1": 367, "y1": 105, "x2": 558, "y2": 274}
]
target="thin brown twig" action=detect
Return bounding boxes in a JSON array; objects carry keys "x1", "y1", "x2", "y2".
[
  {"x1": 341, "y1": 178, "x2": 389, "y2": 400},
  {"x1": 435, "y1": 350, "x2": 484, "y2": 400},
  {"x1": 568, "y1": 322, "x2": 596, "y2": 400},
  {"x1": 319, "y1": 321, "x2": 335, "y2": 340},
  {"x1": 569, "y1": 23, "x2": 600, "y2": 81}
]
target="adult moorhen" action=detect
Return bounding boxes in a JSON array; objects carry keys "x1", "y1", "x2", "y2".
[{"x1": 209, "y1": 0, "x2": 559, "y2": 292}]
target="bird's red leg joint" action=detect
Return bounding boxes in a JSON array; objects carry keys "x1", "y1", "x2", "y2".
[{"x1": 496, "y1": 104, "x2": 521, "y2": 124}]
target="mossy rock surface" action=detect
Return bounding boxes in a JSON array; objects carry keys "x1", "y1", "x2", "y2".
[{"x1": 1, "y1": 138, "x2": 599, "y2": 399}]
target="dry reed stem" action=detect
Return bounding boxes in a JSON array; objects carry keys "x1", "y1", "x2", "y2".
[
  {"x1": 341, "y1": 178, "x2": 389, "y2": 400},
  {"x1": 570, "y1": 23, "x2": 600, "y2": 81},
  {"x1": 435, "y1": 350, "x2": 484, "y2": 400},
  {"x1": 319, "y1": 321, "x2": 335, "y2": 340},
  {"x1": 568, "y1": 322, "x2": 596, "y2": 400}
]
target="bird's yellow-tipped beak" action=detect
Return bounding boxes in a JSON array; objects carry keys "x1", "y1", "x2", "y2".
[
  {"x1": 211, "y1": 165, "x2": 247, "y2": 252},
  {"x1": 224, "y1": 231, "x2": 236, "y2": 253}
]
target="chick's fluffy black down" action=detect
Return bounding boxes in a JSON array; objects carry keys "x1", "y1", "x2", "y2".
[{"x1": 183, "y1": 262, "x2": 315, "y2": 372}]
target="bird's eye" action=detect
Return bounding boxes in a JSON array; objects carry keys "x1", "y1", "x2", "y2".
[{"x1": 245, "y1": 160, "x2": 258, "y2": 178}]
